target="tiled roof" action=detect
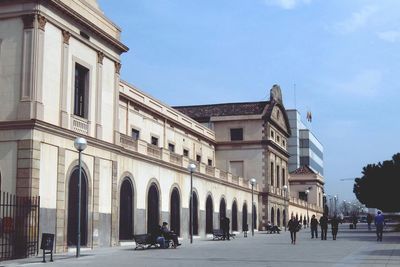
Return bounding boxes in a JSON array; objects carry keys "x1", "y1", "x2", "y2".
[
  {"x1": 290, "y1": 165, "x2": 316, "y2": 175},
  {"x1": 173, "y1": 101, "x2": 269, "y2": 122}
]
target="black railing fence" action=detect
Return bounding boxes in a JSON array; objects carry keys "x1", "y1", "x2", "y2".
[{"x1": 0, "y1": 191, "x2": 40, "y2": 261}]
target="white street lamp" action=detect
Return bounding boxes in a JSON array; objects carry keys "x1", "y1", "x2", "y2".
[
  {"x1": 250, "y1": 178, "x2": 256, "y2": 236},
  {"x1": 283, "y1": 185, "x2": 288, "y2": 231},
  {"x1": 74, "y1": 137, "x2": 87, "y2": 258},
  {"x1": 188, "y1": 163, "x2": 196, "y2": 244}
]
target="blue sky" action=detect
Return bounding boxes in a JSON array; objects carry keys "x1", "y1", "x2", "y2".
[{"x1": 98, "y1": 0, "x2": 400, "y2": 202}]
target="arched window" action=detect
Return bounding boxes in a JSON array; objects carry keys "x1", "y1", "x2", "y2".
[
  {"x1": 277, "y1": 208, "x2": 281, "y2": 227},
  {"x1": 271, "y1": 207, "x2": 275, "y2": 225},
  {"x1": 147, "y1": 183, "x2": 160, "y2": 233},
  {"x1": 219, "y1": 198, "x2": 226, "y2": 227},
  {"x1": 242, "y1": 203, "x2": 248, "y2": 231},
  {"x1": 67, "y1": 168, "x2": 88, "y2": 246},
  {"x1": 170, "y1": 187, "x2": 180, "y2": 236},
  {"x1": 119, "y1": 178, "x2": 134, "y2": 240}
]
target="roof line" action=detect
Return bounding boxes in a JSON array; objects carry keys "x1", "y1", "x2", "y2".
[{"x1": 173, "y1": 100, "x2": 269, "y2": 108}]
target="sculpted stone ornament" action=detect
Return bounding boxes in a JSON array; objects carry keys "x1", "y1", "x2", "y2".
[
  {"x1": 22, "y1": 14, "x2": 35, "y2": 29},
  {"x1": 62, "y1": 30, "x2": 71, "y2": 45},
  {"x1": 270, "y1": 84, "x2": 283, "y2": 104},
  {"x1": 115, "y1": 62, "x2": 121, "y2": 74},
  {"x1": 37, "y1": 15, "x2": 47, "y2": 31},
  {"x1": 97, "y1": 51, "x2": 104, "y2": 64}
]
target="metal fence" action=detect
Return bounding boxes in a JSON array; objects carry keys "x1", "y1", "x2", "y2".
[{"x1": 0, "y1": 191, "x2": 40, "y2": 261}]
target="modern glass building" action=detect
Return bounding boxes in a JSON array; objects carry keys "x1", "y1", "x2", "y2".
[{"x1": 287, "y1": 110, "x2": 324, "y2": 175}]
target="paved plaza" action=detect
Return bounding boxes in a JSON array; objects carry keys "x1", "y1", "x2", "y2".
[{"x1": 3, "y1": 223, "x2": 400, "y2": 267}]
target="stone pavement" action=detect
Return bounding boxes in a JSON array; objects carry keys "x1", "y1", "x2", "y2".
[{"x1": 2, "y1": 223, "x2": 399, "y2": 267}]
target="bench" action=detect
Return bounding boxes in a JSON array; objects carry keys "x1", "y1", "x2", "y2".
[
  {"x1": 212, "y1": 229, "x2": 224, "y2": 240},
  {"x1": 266, "y1": 225, "x2": 281, "y2": 234},
  {"x1": 133, "y1": 234, "x2": 174, "y2": 250}
]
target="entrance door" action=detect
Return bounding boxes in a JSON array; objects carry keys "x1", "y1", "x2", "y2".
[
  {"x1": 147, "y1": 184, "x2": 159, "y2": 233},
  {"x1": 170, "y1": 188, "x2": 180, "y2": 236},
  {"x1": 67, "y1": 168, "x2": 88, "y2": 246},
  {"x1": 242, "y1": 203, "x2": 248, "y2": 231},
  {"x1": 219, "y1": 198, "x2": 226, "y2": 227},
  {"x1": 232, "y1": 201, "x2": 238, "y2": 231},
  {"x1": 119, "y1": 179, "x2": 133, "y2": 240},
  {"x1": 205, "y1": 195, "x2": 213, "y2": 233},
  {"x1": 189, "y1": 192, "x2": 199, "y2": 235}
]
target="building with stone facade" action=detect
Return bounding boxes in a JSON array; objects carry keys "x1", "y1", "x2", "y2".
[{"x1": 0, "y1": 0, "x2": 323, "y2": 254}]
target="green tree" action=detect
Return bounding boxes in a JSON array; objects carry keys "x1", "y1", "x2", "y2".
[{"x1": 353, "y1": 153, "x2": 400, "y2": 212}]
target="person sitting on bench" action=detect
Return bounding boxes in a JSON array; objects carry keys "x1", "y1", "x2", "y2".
[{"x1": 161, "y1": 222, "x2": 181, "y2": 247}]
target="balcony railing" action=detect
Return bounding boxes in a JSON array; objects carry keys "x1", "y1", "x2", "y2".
[
  {"x1": 232, "y1": 175, "x2": 239, "y2": 184},
  {"x1": 219, "y1": 170, "x2": 228, "y2": 180},
  {"x1": 71, "y1": 115, "x2": 89, "y2": 135},
  {"x1": 147, "y1": 144, "x2": 161, "y2": 159},
  {"x1": 120, "y1": 134, "x2": 138, "y2": 151},
  {"x1": 169, "y1": 152, "x2": 182, "y2": 165},
  {"x1": 206, "y1": 166, "x2": 215, "y2": 176}
]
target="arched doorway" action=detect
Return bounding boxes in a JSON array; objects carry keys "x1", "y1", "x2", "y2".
[
  {"x1": 67, "y1": 168, "x2": 88, "y2": 246},
  {"x1": 219, "y1": 198, "x2": 226, "y2": 227},
  {"x1": 147, "y1": 183, "x2": 159, "y2": 233},
  {"x1": 170, "y1": 187, "x2": 180, "y2": 236},
  {"x1": 271, "y1": 207, "x2": 275, "y2": 226},
  {"x1": 119, "y1": 179, "x2": 134, "y2": 240},
  {"x1": 252, "y1": 204, "x2": 257, "y2": 229},
  {"x1": 206, "y1": 195, "x2": 213, "y2": 234},
  {"x1": 232, "y1": 201, "x2": 238, "y2": 231},
  {"x1": 283, "y1": 209, "x2": 287, "y2": 226},
  {"x1": 189, "y1": 191, "x2": 199, "y2": 235},
  {"x1": 242, "y1": 203, "x2": 248, "y2": 231},
  {"x1": 277, "y1": 208, "x2": 281, "y2": 227}
]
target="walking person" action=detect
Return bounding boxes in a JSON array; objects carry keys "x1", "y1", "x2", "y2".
[
  {"x1": 310, "y1": 215, "x2": 319, "y2": 239},
  {"x1": 375, "y1": 211, "x2": 385, "y2": 241},
  {"x1": 319, "y1": 214, "x2": 328, "y2": 240},
  {"x1": 367, "y1": 213, "x2": 373, "y2": 231},
  {"x1": 288, "y1": 215, "x2": 300, "y2": 245},
  {"x1": 331, "y1": 215, "x2": 340, "y2": 240}
]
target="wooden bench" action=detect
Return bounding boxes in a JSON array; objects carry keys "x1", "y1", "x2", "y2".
[
  {"x1": 133, "y1": 234, "x2": 174, "y2": 249},
  {"x1": 266, "y1": 225, "x2": 281, "y2": 234}
]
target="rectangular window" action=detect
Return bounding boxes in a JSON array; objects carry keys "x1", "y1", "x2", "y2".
[
  {"x1": 74, "y1": 63, "x2": 89, "y2": 118},
  {"x1": 276, "y1": 165, "x2": 280, "y2": 188},
  {"x1": 270, "y1": 130, "x2": 274, "y2": 138},
  {"x1": 208, "y1": 159, "x2": 213, "y2": 166},
  {"x1": 196, "y1": 154, "x2": 201, "y2": 162},
  {"x1": 151, "y1": 136, "x2": 159, "y2": 146},
  {"x1": 270, "y1": 162, "x2": 274, "y2": 186},
  {"x1": 282, "y1": 140, "x2": 286, "y2": 147},
  {"x1": 183, "y1": 149, "x2": 189, "y2": 157},
  {"x1": 131, "y1": 129, "x2": 140, "y2": 140},
  {"x1": 299, "y1": 192, "x2": 308, "y2": 202},
  {"x1": 277, "y1": 135, "x2": 280, "y2": 142},
  {"x1": 168, "y1": 143, "x2": 175, "y2": 153},
  {"x1": 230, "y1": 128, "x2": 243, "y2": 141},
  {"x1": 282, "y1": 168, "x2": 286, "y2": 186}
]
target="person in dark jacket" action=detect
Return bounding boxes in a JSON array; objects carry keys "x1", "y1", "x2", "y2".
[
  {"x1": 310, "y1": 215, "x2": 319, "y2": 239},
  {"x1": 319, "y1": 214, "x2": 328, "y2": 240},
  {"x1": 375, "y1": 211, "x2": 385, "y2": 241},
  {"x1": 367, "y1": 213, "x2": 373, "y2": 231},
  {"x1": 331, "y1": 215, "x2": 340, "y2": 240},
  {"x1": 161, "y1": 222, "x2": 181, "y2": 247},
  {"x1": 288, "y1": 215, "x2": 300, "y2": 244}
]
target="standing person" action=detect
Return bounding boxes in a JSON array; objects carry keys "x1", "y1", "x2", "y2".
[
  {"x1": 225, "y1": 217, "x2": 231, "y2": 240},
  {"x1": 303, "y1": 217, "x2": 307, "y2": 228},
  {"x1": 374, "y1": 211, "x2": 385, "y2": 241},
  {"x1": 331, "y1": 215, "x2": 340, "y2": 240},
  {"x1": 319, "y1": 214, "x2": 328, "y2": 240},
  {"x1": 310, "y1": 215, "x2": 319, "y2": 239},
  {"x1": 367, "y1": 214, "x2": 373, "y2": 231},
  {"x1": 352, "y1": 215, "x2": 358, "y2": 229},
  {"x1": 288, "y1": 215, "x2": 300, "y2": 245}
]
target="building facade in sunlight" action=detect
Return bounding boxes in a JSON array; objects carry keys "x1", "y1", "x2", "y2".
[{"x1": 0, "y1": 0, "x2": 322, "y2": 253}]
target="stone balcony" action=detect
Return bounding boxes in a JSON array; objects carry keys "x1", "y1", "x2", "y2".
[{"x1": 119, "y1": 134, "x2": 254, "y2": 190}]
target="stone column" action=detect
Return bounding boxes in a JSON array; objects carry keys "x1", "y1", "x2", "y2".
[
  {"x1": 110, "y1": 160, "x2": 118, "y2": 245},
  {"x1": 60, "y1": 30, "x2": 71, "y2": 128},
  {"x1": 95, "y1": 52, "x2": 104, "y2": 139},
  {"x1": 113, "y1": 62, "x2": 121, "y2": 145},
  {"x1": 55, "y1": 148, "x2": 66, "y2": 253},
  {"x1": 16, "y1": 139, "x2": 40, "y2": 197}
]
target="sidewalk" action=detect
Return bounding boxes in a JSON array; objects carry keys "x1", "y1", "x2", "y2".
[{"x1": 2, "y1": 223, "x2": 399, "y2": 267}]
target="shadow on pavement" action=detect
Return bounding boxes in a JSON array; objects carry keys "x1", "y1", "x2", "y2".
[{"x1": 359, "y1": 249, "x2": 400, "y2": 256}]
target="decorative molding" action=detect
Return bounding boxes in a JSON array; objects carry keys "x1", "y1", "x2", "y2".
[
  {"x1": 22, "y1": 14, "x2": 35, "y2": 29},
  {"x1": 62, "y1": 30, "x2": 71, "y2": 44},
  {"x1": 97, "y1": 51, "x2": 104, "y2": 64},
  {"x1": 114, "y1": 62, "x2": 121, "y2": 74},
  {"x1": 37, "y1": 15, "x2": 47, "y2": 31}
]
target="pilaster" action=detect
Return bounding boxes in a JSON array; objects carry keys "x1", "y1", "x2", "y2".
[
  {"x1": 60, "y1": 30, "x2": 71, "y2": 128},
  {"x1": 55, "y1": 148, "x2": 66, "y2": 253},
  {"x1": 113, "y1": 62, "x2": 121, "y2": 145},
  {"x1": 92, "y1": 157, "x2": 100, "y2": 247},
  {"x1": 110, "y1": 160, "x2": 118, "y2": 245},
  {"x1": 16, "y1": 139, "x2": 41, "y2": 197},
  {"x1": 95, "y1": 52, "x2": 104, "y2": 139}
]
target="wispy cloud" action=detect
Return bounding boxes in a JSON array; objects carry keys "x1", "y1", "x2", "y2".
[
  {"x1": 335, "y1": 6, "x2": 377, "y2": 33},
  {"x1": 336, "y1": 69, "x2": 383, "y2": 97},
  {"x1": 263, "y1": 0, "x2": 311, "y2": 10},
  {"x1": 377, "y1": 30, "x2": 400, "y2": 43}
]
